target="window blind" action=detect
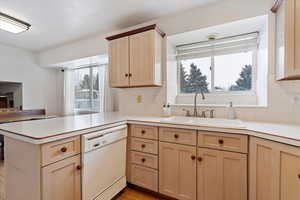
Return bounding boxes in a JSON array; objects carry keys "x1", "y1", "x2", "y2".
[{"x1": 176, "y1": 32, "x2": 259, "y2": 60}]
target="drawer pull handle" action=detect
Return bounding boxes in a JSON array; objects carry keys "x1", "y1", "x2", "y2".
[
  {"x1": 198, "y1": 157, "x2": 203, "y2": 162},
  {"x1": 141, "y1": 130, "x2": 146, "y2": 134},
  {"x1": 141, "y1": 158, "x2": 146, "y2": 163},
  {"x1": 61, "y1": 147, "x2": 67, "y2": 153},
  {"x1": 76, "y1": 165, "x2": 82, "y2": 170},
  {"x1": 174, "y1": 134, "x2": 179, "y2": 139},
  {"x1": 141, "y1": 144, "x2": 146, "y2": 148},
  {"x1": 191, "y1": 155, "x2": 196, "y2": 160},
  {"x1": 218, "y1": 139, "x2": 224, "y2": 145}
]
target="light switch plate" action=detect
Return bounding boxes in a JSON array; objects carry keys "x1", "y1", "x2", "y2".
[{"x1": 136, "y1": 95, "x2": 142, "y2": 103}]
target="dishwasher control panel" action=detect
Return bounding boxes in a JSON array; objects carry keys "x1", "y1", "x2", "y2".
[{"x1": 82, "y1": 125, "x2": 127, "y2": 153}]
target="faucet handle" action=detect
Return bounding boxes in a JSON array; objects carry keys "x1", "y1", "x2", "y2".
[
  {"x1": 182, "y1": 109, "x2": 191, "y2": 117},
  {"x1": 200, "y1": 110, "x2": 206, "y2": 118},
  {"x1": 208, "y1": 109, "x2": 215, "y2": 118}
]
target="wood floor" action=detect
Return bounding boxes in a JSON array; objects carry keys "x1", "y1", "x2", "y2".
[
  {"x1": 0, "y1": 161, "x2": 160, "y2": 200},
  {"x1": 115, "y1": 188, "x2": 163, "y2": 200}
]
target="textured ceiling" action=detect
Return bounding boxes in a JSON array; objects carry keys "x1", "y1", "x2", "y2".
[{"x1": 0, "y1": 0, "x2": 219, "y2": 52}]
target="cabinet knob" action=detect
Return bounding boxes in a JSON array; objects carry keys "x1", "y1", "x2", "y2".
[
  {"x1": 141, "y1": 144, "x2": 146, "y2": 148},
  {"x1": 298, "y1": 174, "x2": 300, "y2": 179},
  {"x1": 141, "y1": 130, "x2": 146, "y2": 134},
  {"x1": 129, "y1": 73, "x2": 132, "y2": 77},
  {"x1": 61, "y1": 147, "x2": 67, "y2": 153},
  {"x1": 174, "y1": 134, "x2": 179, "y2": 139},
  {"x1": 191, "y1": 155, "x2": 196, "y2": 160},
  {"x1": 76, "y1": 165, "x2": 82, "y2": 170},
  {"x1": 125, "y1": 73, "x2": 129, "y2": 77},
  {"x1": 141, "y1": 158, "x2": 146, "y2": 163},
  {"x1": 218, "y1": 139, "x2": 224, "y2": 145},
  {"x1": 198, "y1": 157, "x2": 203, "y2": 162}
]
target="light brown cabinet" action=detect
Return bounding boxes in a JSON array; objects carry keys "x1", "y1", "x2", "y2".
[
  {"x1": 127, "y1": 124, "x2": 159, "y2": 192},
  {"x1": 159, "y1": 142, "x2": 197, "y2": 200},
  {"x1": 198, "y1": 131, "x2": 248, "y2": 153},
  {"x1": 107, "y1": 25, "x2": 164, "y2": 88},
  {"x1": 197, "y1": 148, "x2": 247, "y2": 200},
  {"x1": 108, "y1": 37, "x2": 130, "y2": 87},
  {"x1": 130, "y1": 164, "x2": 158, "y2": 191},
  {"x1": 42, "y1": 155, "x2": 81, "y2": 200},
  {"x1": 249, "y1": 137, "x2": 300, "y2": 200},
  {"x1": 5, "y1": 136, "x2": 82, "y2": 200},
  {"x1": 273, "y1": 0, "x2": 300, "y2": 80}
]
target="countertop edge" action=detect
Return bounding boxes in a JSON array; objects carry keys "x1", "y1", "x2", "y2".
[{"x1": 0, "y1": 117, "x2": 299, "y2": 147}]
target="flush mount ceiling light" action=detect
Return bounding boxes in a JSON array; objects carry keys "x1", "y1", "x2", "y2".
[{"x1": 0, "y1": 12, "x2": 31, "y2": 33}]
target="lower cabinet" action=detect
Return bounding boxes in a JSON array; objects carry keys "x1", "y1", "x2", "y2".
[
  {"x1": 42, "y1": 155, "x2": 81, "y2": 200},
  {"x1": 249, "y1": 137, "x2": 300, "y2": 200},
  {"x1": 131, "y1": 164, "x2": 158, "y2": 191},
  {"x1": 197, "y1": 148, "x2": 247, "y2": 200},
  {"x1": 159, "y1": 142, "x2": 197, "y2": 200}
]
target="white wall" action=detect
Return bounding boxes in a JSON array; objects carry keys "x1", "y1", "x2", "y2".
[
  {"x1": 37, "y1": 0, "x2": 300, "y2": 124},
  {"x1": 0, "y1": 43, "x2": 61, "y2": 115}
]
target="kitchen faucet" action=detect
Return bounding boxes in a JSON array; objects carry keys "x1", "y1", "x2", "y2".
[{"x1": 193, "y1": 89, "x2": 205, "y2": 117}]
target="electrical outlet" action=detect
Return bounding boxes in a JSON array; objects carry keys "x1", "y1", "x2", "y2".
[{"x1": 136, "y1": 95, "x2": 142, "y2": 104}]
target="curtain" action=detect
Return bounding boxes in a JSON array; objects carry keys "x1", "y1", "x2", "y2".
[{"x1": 63, "y1": 69, "x2": 75, "y2": 116}]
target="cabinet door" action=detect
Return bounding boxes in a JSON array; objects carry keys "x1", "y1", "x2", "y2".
[
  {"x1": 198, "y1": 148, "x2": 247, "y2": 200},
  {"x1": 197, "y1": 148, "x2": 222, "y2": 200},
  {"x1": 42, "y1": 155, "x2": 81, "y2": 200},
  {"x1": 249, "y1": 137, "x2": 300, "y2": 200},
  {"x1": 159, "y1": 142, "x2": 197, "y2": 200},
  {"x1": 108, "y1": 37, "x2": 130, "y2": 87},
  {"x1": 129, "y1": 30, "x2": 161, "y2": 87},
  {"x1": 222, "y1": 151, "x2": 247, "y2": 200},
  {"x1": 249, "y1": 137, "x2": 279, "y2": 200},
  {"x1": 276, "y1": 0, "x2": 300, "y2": 80}
]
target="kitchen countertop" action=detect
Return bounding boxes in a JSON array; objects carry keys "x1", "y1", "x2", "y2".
[
  {"x1": 0, "y1": 112, "x2": 299, "y2": 146},
  {"x1": 0, "y1": 115, "x2": 56, "y2": 124}
]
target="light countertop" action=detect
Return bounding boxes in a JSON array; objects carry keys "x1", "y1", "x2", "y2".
[{"x1": 0, "y1": 112, "x2": 299, "y2": 146}]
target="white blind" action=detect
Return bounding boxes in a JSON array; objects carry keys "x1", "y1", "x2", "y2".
[{"x1": 176, "y1": 32, "x2": 259, "y2": 60}]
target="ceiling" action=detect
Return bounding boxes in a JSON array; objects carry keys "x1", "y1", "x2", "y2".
[
  {"x1": 168, "y1": 15, "x2": 268, "y2": 47},
  {"x1": 0, "y1": 0, "x2": 219, "y2": 52}
]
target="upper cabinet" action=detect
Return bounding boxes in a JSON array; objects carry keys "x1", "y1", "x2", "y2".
[
  {"x1": 106, "y1": 24, "x2": 165, "y2": 88},
  {"x1": 108, "y1": 37, "x2": 130, "y2": 87},
  {"x1": 273, "y1": 0, "x2": 300, "y2": 80}
]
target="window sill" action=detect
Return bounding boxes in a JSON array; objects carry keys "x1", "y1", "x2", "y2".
[{"x1": 171, "y1": 104, "x2": 267, "y2": 109}]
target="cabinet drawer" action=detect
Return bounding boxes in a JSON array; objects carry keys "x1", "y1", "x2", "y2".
[
  {"x1": 130, "y1": 151, "x2": 158, "y2": 169},
  {"x1": 131, "y1": 125, "x2": 158, "y2": 140},
  {"x1": 130, "y1": 138, "x2": 158, "y2": 155},
  {"x1": 198, "y1": 131, "x2": 248, "y2": 153},
  {"x1": 159, "y1": 128, "x2": 197, "y2": 146},
  {"x1": 41, "y1": 136, "x2": 81, "y2": 166},
  {"x1": 131, "y1": 164, "x2": 158, "y2": 192}
]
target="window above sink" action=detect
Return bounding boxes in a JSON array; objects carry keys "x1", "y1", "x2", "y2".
[{"x1": 167, "y1": 15, "x2": 268, "y2": 107}]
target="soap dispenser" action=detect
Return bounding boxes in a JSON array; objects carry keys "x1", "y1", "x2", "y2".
[{"x1": 227, "y1": 101, "x2": 236, "y2": 119}]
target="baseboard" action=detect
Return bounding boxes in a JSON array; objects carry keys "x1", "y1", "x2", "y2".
[{"x1": 127, "y1": 182, "x2": 178, "y2": 200}]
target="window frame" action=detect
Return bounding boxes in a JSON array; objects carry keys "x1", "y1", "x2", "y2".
[
  {"x1": 176, "y1": 47, "x2": 258, "y2": 97},
  {"x1": 73, "y1": 64, "x2": 105, "y2": 114}
]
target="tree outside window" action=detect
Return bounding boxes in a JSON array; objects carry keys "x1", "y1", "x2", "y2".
[{"x1": 179, "y1": 51, "x2": 253, "y2": 93}]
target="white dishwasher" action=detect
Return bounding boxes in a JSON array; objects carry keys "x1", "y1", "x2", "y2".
[{"x1": 82, "y1": 125, "x2": 127, "y2": 200}]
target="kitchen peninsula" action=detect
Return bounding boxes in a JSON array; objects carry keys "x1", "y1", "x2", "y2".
[{"x1": 0, "y1": 112, "x2": 300, "y2": 200}]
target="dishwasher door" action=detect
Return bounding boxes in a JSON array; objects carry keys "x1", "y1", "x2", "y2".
[{"x1": 82, "y1": 128, "x2": 127, "y2": 200}]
